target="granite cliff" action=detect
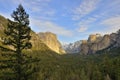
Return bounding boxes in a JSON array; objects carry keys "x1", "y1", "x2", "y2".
[
  {"x1": 80, "y1": 31, "x2": 120, "y2": 54},
  {"x1": 38, "y1": 32, "x2": 65, "y2": 54},
  {"x1": 63, "y1": 30, "x2": 120, "y2": 54}
]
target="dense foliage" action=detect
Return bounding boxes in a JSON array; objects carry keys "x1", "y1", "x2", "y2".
[{"x1": 20, "y1": 47, "x2": 120, "y2": 80}]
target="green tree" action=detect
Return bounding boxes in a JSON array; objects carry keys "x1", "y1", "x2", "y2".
[
  {"x1": 0, "y1": 4, "x2": 38, "y2": 80},
  {"x1": 91, "y1": 65, "x2": 102, "y2": 80},
  {"x1": 80, "y1": 68, "x2": 89, "y2": 80}
]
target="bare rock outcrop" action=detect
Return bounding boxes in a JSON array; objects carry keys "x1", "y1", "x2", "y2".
[
  {"x1": 38, "y1": 32, "x2": 65, "y2": 54},
  {"x1": 80, "y1": 31, "x2": 120, "y2": 54}
]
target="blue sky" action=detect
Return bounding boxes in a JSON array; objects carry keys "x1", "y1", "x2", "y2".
[{"x1": 0, "y1": 0, "x2": 120, "y2": 43}]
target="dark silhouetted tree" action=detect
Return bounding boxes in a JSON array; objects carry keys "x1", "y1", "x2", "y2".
[{"x1": 0, "y1": 4, "x2": 38, "y2": 80}]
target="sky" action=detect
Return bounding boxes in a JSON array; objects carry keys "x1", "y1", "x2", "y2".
[{"x1": 0, "y1": 0, "x2": 120, "y2": 44}]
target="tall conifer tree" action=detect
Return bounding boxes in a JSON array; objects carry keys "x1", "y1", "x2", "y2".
[{"x1": 0, "y1": 4, "x2": 38, "y2": 80}]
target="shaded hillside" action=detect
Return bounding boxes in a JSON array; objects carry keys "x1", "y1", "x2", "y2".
[
  {"x1": 0, "y1": 15, "x2": 56, "y2": 54},
  {"x1": 0, "y1": 15, "x2": 8, "y2": 37}
]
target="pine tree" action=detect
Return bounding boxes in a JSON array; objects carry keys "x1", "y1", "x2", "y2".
[
  {"x1": 0, "y1": 4, "x2": 38, "y2": 80},
  {"x1": 80, "y1": 68, "x2": 89, "y2": 80}
]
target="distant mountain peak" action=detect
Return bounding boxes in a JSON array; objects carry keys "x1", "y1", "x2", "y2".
[{"x1": 62, "y1": 40, "x2": 82, "y2": 53}]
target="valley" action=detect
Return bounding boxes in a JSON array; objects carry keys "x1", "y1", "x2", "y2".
[
  {"x1": 0, "y1": 14, "x2": 120, "y2": 80},
  {"x1": 0, "y1": 1, "x2": 120, "y2": 79}
]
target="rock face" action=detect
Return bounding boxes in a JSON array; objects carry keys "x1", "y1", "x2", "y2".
[
  {"x1": 110, "y1": 30, "x2": 120, "y2": 47},
  {"x1": 62, "y1": 40, "x2": 82, "y2": 53},
  {"x1": 80, "y1": 31, "x2": 120, "y2": 54},
  {"x1": 0, "y1": 15, "x2": 8, "y2": 37},
  {"x1": 30, "y1": 31, "x2": 50, "y2": 51},
  {"x1": 62, "y1": 32, "x2": 119, "y2": 54},
  {"x1": 88, "y1": 34, "x2": 97, "y2": 43},
  {"x1": 80, "y1": 40, "x2": 89, "y2": 55},
  {"x1": 80, "y1": 34, "x2": 111, "y2": 54},
  {"x1": 38, "y1": 32, "x2": 65, "y2": 54},
  {"x1": 116, "y1": 31, "x2": 120, "y2": 47},
  {"x1": 88, "y1": 34, "x2": 102, "y2": 43}
]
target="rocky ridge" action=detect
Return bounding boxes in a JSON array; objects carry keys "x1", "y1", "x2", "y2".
[
  {"x1": 80, "y1": 31, "x2": 120, "y2": 54},
  {"x1": 63, "y1": 30, "x2": 120, "y2": 54}
]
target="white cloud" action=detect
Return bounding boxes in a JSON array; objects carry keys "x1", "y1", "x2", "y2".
[
  {"x1": 102, "y1": 17, "x2": 120, "y2": 27},
  {"x1": 72, "y1": 0, "x2": 100, "y2": 20},
  {"x1": 30, "y1": 18, "x2": 73, "y2": 37},
  {"x1": 43, "y1": 9, "x2": 55, "y2": 16},
  {"x1": 76, "y1": 15, "x2": 100, "y2": 32},
  {"x1": 78, "y1": 17, "x2": 97, "y2": 25},
  {"x1": 101, "y1": 16, "x2": 120, "y2": 33},
  {"x1": 76, "y1": 15, "x2": 120, "y2": 34},
  {"x1": 77, "y1": 26, "x2": 88, "y2": 32},
  {"x1": 11, "y1": 0, "x2": 55, "y2": 17},
  {"x1": 0, "y1": 0, "x2": 55, "y2": 20}
]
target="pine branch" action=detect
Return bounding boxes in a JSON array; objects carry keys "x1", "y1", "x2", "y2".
[
  {"x1": 1, "y1": 53, "x2": 16, "y2": 57},
  {"x1": 0, "y1": 59, "x2": 17, "y2": 63},
  {"x1": 22, "y1": 58, "x2": 40, "y2": 65},
  {"x1": 0, "y1": 64, "x2": 15, "y2": 69},
  {"x1": 0, "y1": 45, "x2": 15, "y2": 52}
]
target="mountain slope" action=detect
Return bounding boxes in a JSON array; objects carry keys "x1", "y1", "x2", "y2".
[{"x1": 0, "y1": 15, "x2": 57, "y2": 54}]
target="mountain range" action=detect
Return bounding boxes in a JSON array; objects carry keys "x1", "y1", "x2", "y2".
[
  {"x1": 0, "y1": 14, "x2": 120, "y2": 80},
  {"x1": 0, "y1": 15, "x2": 120, "y2": 55},
  {"x1": 63, "y1": 31, "x2": 120, "y2": 54}
]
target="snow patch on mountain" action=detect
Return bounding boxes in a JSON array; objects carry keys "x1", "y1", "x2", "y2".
[{"x1": 62, "y1": 40, "x2": 82, "y2": 53}]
